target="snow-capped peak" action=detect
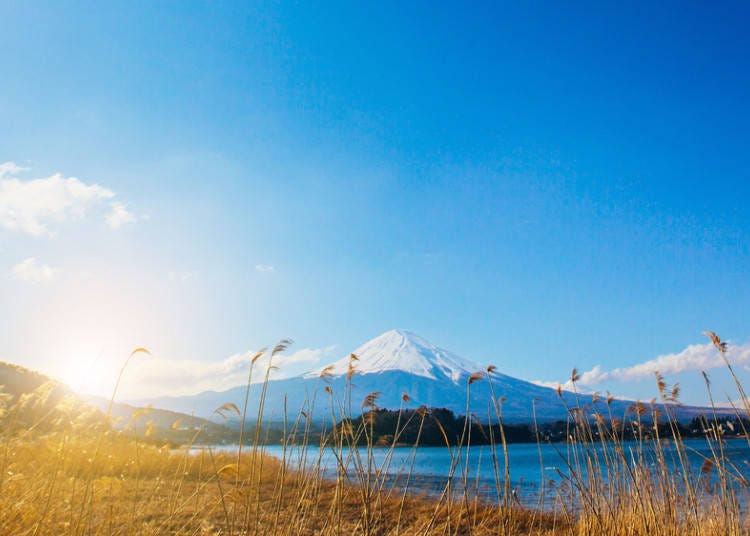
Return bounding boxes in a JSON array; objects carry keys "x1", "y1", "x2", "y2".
[{"x1": 306, "y1": 329, "x2": 479, "y2": 383}]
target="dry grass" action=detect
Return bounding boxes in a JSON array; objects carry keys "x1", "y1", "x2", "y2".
[
  {"x1": 0, "y1": 421, "x2": 554, "y2": 535},
  {"x1": 1, "y1": 332, "x2": 749, "y2": 535}
]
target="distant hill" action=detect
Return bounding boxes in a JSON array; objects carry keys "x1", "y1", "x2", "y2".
[
  {"x1": 0, "y1": 361, "x2": 234, "y2": 444},
  {"x1": 0, "y1": 361, "x2": 56, "y2": 399}
]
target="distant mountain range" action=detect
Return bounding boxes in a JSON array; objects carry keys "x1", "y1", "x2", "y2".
[{"x1": 137, "y1": 329, "x2": 725, "y2": 423}]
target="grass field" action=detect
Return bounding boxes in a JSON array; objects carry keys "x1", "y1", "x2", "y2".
[{"x1": 2, "y1": 333, "x2": 749, "y2": 535}]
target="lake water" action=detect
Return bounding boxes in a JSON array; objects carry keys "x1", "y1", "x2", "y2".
[{"x1": 206, "y1": 438, "x2": 750, "y2": 509}]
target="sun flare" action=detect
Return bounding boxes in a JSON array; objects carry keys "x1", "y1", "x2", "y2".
[{"x1": 55, "y1": 350, "x2": 116, "y2": 398}]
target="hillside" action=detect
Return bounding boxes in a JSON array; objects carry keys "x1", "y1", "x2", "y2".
[{"x1": 0, "y1": 361, "x2": 233, "y2": 444}]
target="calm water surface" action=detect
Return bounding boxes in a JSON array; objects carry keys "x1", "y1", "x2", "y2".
[{"x1": 207, "y1": 439, "x2": 750, "y2": 509}]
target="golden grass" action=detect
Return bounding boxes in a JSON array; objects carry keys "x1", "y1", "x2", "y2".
[
  {"x1": 0, "y1": 432, "x2": 557, "y2": 535},
  {"x1": 1, "y1": 331, "x2": 749, "y2": 535}
]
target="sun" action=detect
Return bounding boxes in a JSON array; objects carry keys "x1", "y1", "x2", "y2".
[{"x1": 54, "y1": 350, "x2": 116, "y2": 398}]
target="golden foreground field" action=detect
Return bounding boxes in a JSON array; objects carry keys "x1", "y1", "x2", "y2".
[
  {"x1": 2, "y1": 411, "x2": 747, "y2": 536},
  {"x1": 2, "y1": 333, "x2": 750, "y2": 535},
  {"x1": 0, "y1": 433, "x2": 562, "y2": 535}
]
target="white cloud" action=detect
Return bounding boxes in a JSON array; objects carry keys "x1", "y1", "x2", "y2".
[
  {"x1": 0, "y1": 161, "x2": 137, "y2": 235},
  {"x1": 533, "y1": 342, "x2": 750, "y2": 391},
  {"x1": 10, "y1": 257, "x2": 58, "y2": 283},
  {"x1": 255, "y1": 264, "x2": 275, "y2": 273},
  {"x1": 0, "y1": 162, "x2": 29, "y2": 178},
  {"x1": 120, "y1": 345, "x2": 337, "y2": 398},
  {"x1": 106, "y1": 202, "x2": 137, "y2": 229}
]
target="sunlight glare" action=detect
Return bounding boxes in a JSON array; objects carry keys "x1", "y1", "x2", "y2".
[{"x1": 55, "y1": 349, "x2": 116, "y2": 398}]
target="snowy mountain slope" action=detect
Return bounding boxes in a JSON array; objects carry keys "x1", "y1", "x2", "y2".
[
  {"x1": 306, "y1": 329, "x2": 478, "y2": 382},
  {"x1": 138, "y1": 330, "x2": 723, "y2": 424}
]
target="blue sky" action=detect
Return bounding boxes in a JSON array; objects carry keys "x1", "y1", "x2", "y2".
[{"x1": 1, "y1": 2, "x2": 749, "y2": 402}]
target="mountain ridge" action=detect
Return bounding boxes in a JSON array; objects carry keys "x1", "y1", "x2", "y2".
[
  {"x1": 0, "y1": 360, "x2": 233, "y2": 441},
  {"x1": 136, "y1": 330, "x2": 729, "y2": 424}
]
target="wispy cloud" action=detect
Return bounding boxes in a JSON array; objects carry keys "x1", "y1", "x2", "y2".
[
  {"x1": 0, "y1": 162, "x2": 30, "y2": 178},
  {"x1": 0, "y1": 161, "x2": 138, "y2": 235},
  {"x1": 106, "y1": 202, "x2": 137, "y2": 229},
  {"x1": 255, "y1": 264, "x2": 275, "y2": 273},
  {"x1": 120, "y1": 345, "x2": 337, "y2": 398},
  {"x1": 533, "y1": 342, "x2": 750, "y2": 391},
  {"x1": 10, "y1": 257, "x2": 58, "y2": 283}
]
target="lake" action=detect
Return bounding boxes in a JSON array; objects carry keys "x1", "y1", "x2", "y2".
[{"x1": 205, "y1": 438, "x2": 750, "y2": 510}]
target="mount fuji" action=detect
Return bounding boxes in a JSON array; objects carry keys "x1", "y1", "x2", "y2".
[
  {"x1": 139, "y1": 330, "x2": 717, "y2": 423},
  {"x1": 306, "y1": 330, "x2": 478, "y2": 383}
]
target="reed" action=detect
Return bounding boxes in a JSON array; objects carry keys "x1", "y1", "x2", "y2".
[{"x1": 1, "y1": 332, "x2": 749, "y2": 534}]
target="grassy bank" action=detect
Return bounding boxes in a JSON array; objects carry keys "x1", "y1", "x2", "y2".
[
  {"x1": 0, "y1": 421, "x2": 558, "y2": 534},
  {"x1": 2, "y1": 332, "x2": 749, "y2": 535}
]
